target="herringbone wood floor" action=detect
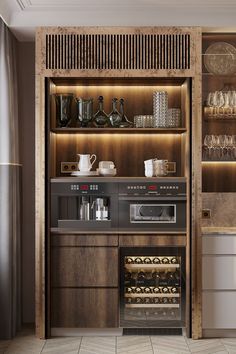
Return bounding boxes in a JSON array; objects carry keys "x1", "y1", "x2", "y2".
[{"x1": 0, "y1": 327, "x2": 235, "y2": 354}]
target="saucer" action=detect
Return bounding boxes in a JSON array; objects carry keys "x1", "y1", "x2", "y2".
[{"x1": 71, "y1": 170, "x2": 98, "y2": 176}]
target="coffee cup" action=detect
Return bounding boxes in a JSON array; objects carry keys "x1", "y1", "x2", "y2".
[{"x1": 153, "y1": 159, "x2": 169, "y2": 176}]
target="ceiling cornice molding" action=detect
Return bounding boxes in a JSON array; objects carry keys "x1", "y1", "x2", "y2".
[{"x1": 13, "y1": 0, "x2": 236, "y2": 11}]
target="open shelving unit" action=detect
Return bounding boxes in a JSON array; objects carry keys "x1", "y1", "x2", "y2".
[{"x1": 202, "y1": 33, "x2": 236, "y2": 192}]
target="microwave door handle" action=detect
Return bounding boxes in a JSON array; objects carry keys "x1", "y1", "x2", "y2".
[{"x1": 118, "y1": 196, "x2": 186, "y2": 201}]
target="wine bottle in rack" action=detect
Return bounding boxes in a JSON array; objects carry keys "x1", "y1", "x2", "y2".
[
  {"x1": 167, "y1": 271, "x2": 175, "y2": 286},
  {"x1": 126, "y1": 297, "x2": 133, "y2": 304},
  {"x1": 170, "y1": 257, "x2": 178, "y2": 264},
  {"x1": 144, "y1": 287, "x2": 151, "y2": 294},
  {"x1": 152, "y1": 271, "x2": 160, "y2": 286},
  {"x1": 153, "y1": 297, "x2": 160, "y2": 304},
  {"x1": 159, "y1": 271, "x2": 168, "y2": 286},
  {"x1": 153, "y1": 257, "x2": 161, "y2": 264},
  {"x1": 143, "y1": 257, "x2": 152, "y2": 264},
  {"x1": 135, "y1": 287, "x2": 143, "y2": 294},
  {"x1": 144, "y1": 297, "x2": 151, "y2": 304},
  {"x1": 153, "y1": 287, "x2": 161, "y2": 293},
  {"x1": 162, "y1": 287, "x2": 169, "y2": 294},
  {"x1": 135, "y1": 257, "x2": 143, "y2": 264},
  {"x1": 136, "y1": 297, "x2": 143, "y2": 304},
  {"x1": 126, "y1": 257, "x2": 134, "y2": 264},
  {"x1": 137, "y1": 271, "x2": 146, "y2": 285},
  {"x1": 162, "y1": 257, "x2": 170, "y2": 264}
]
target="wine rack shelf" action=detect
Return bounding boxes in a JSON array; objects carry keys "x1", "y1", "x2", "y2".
[
  {"x1": 125, "y1": 293, "x2": 180, "y2": 298},
  {"x1": 125, "y1": 264, "x2": 180, "y2": 269},
  {"x1": 126, "y1": 304, "x2": 180, "y2": 308}
]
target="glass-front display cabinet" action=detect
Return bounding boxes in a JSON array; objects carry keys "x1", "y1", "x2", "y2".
[{"x1": 202, "y1": 33, "x2": 236, "y2": 192}]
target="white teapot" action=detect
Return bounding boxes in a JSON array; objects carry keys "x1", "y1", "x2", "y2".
[{"x1": 77, "y1": 154, "x2": 97, "y2": 171}]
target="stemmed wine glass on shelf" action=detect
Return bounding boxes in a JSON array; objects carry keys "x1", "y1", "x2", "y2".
[{"x1": 203, "y1": 134, "x2": 236, "y2": 161}]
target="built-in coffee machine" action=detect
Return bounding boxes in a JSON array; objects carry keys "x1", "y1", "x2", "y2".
[{"x1": 50, "y1": 179, "x2": 118, "y2": 231}]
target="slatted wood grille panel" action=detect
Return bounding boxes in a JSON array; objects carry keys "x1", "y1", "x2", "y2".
[{"x1": 45, "y1": 33, "x2": 191, "y2": 70}]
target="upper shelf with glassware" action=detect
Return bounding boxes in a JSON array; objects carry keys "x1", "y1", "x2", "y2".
[
  {"x1": 203, "y1": 89, "x2": 236, "y2": 121},
  {"x1": 49, "y1": 77, "x2": 189, "y2": 134}
]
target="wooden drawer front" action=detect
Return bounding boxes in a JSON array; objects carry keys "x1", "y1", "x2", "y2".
[
  {"x1": 203, "y1": 235, "x2": 236, "y2": 255},
  {"x1": 203, "y1": 292, "x2": 236, "y2": 329},
  {"x1": 51, "y1": 288, "x2": 118, "y2": 328},
  {"x1": 51, "y1": 247, "x2": 118, "y2": 287},
  {"x1": 51, "y1": 234, "x2": 118, "y2": 247},
  {"x1": 203, "y1": 256, "x2": 236, "y2": 290},
  {"x1": 119, "y1": 235, "x2": 186, "y2": 247}
]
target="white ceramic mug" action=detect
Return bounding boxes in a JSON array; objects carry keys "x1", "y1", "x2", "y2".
[
  {"x1": 77, "y1": 154, "x2": 97, "y2": 171},
  {"x1": 144, "y1": 159, "x2": 155, "y2": 177}
]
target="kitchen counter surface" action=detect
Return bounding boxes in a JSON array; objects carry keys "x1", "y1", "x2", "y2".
[{"x1": 202, "y1": 227, "x2": 236, "y2": 235}]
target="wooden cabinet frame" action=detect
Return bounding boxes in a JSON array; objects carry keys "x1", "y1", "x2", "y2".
[{"x1": 35, "y1": 26, "x2": 202, "y2": 339}]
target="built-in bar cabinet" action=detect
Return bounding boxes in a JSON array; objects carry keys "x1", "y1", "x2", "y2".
[{"x1": 35, "y1": 27, "x2": 202, "y2": 339}]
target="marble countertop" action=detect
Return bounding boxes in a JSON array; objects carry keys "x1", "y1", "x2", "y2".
[{"x1": 202, "y1": 227, "x2": 236, "y2": 235}]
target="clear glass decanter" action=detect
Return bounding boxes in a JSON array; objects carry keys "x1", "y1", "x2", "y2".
[
  {"x1": 93, "y1": 96, "x2": 110, "y2": 128},
  {"x1": 109, "y1": 98, "x2": 122, "y2": 127},
  {"x1": 119, "y1": 98, "x2": 133, "y2": 127}
]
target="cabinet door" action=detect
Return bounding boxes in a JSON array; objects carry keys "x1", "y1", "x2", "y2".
[
  {"x1": 203, "y1": 292, "x2": 236, "y2": 329},
  {"x1": 51, "y1": 288, "x2": 118, "y2": 328},
  {"x1": 51, "y1": 247, "x2": 118, "y2": 287},
  {"x1": 202, "y1": 256, "x2": 236, "y2": 290},
  {"x1": 203, "y1": 235, "x2": 236, "y2": 255}
]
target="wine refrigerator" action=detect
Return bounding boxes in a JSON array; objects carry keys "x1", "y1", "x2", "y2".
[{"x1": 120, "y1": 247, "x2": 186, "y2": 328}]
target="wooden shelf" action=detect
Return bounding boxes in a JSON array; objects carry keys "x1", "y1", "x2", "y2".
[{"x1": 51, "y1": 127, "x2": 187, "y2": 134}]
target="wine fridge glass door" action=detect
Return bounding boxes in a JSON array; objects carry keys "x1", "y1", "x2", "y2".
[{"x1": 120, "y1": 247, "x2": 186, "y2": 328}]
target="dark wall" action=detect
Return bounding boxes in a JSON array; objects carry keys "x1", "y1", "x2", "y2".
[{"x1": 17, "y1": 42, "x2": 35, "y2": 323}]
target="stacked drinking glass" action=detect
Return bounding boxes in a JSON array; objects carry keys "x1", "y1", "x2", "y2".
[
  {"x1": 153, "y1": 91, "x2": 168, "y2": 127},
  {"x1": 167, "y1": 108, "x2": 181, "y2": 127},
  {"x1": 153, "y1": 91, "x2": 181, "y2": 128}
]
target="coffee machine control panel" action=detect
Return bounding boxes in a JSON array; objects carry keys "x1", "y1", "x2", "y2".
[
  {"x1": 70, "y1": 184, "x2": 99, "y2": 191},
  {"x1": 51, "y1": 181, "x2": 118, "y2": 195}
]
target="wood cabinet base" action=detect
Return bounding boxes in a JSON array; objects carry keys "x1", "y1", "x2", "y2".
[{"x1": 51, "y1": 288, "x2": 119, "y2": 328}]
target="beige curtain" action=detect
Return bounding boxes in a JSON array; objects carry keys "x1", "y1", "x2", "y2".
[{"x1": 0, "y1": 18, "x2": 21, "y2": 339}]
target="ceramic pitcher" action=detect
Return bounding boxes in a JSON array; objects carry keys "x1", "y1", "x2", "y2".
[{"x1": 77, "y1": 154, "x2": 97, "y2": 171}]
